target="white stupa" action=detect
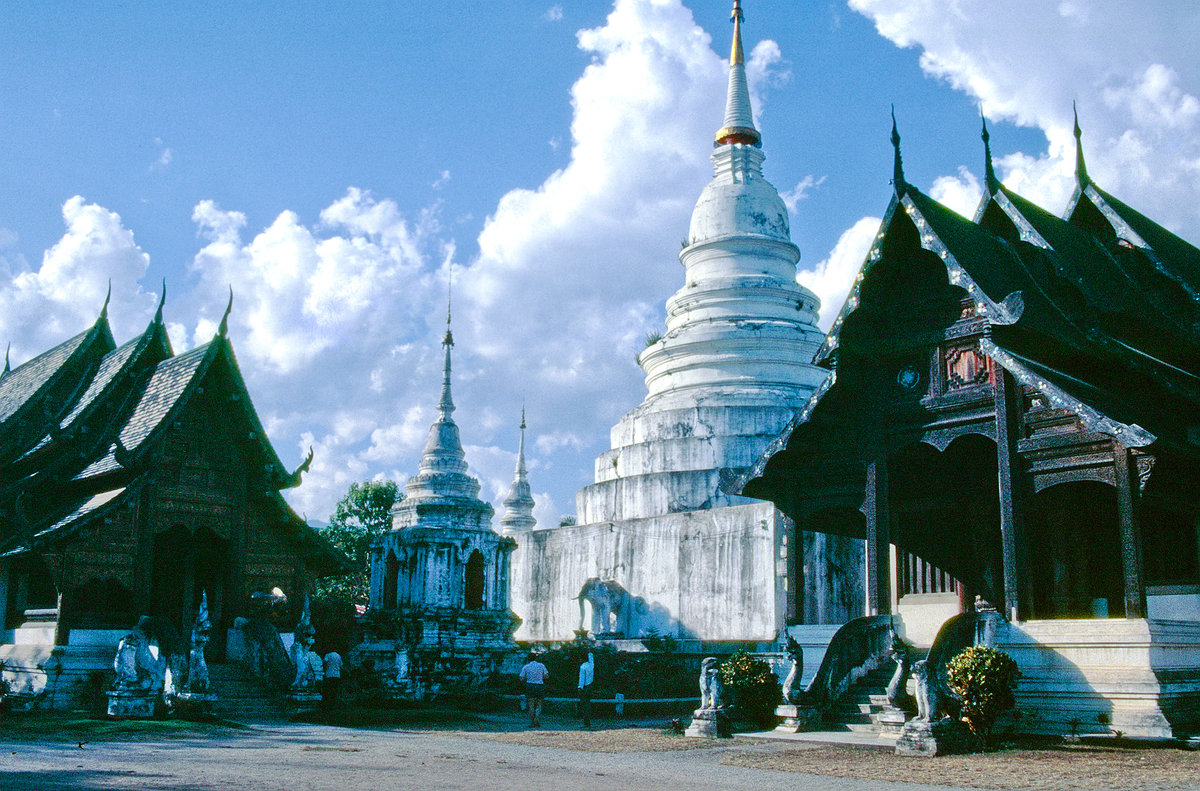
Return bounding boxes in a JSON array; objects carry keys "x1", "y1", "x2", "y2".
[
  {"x1": 363, "y1": 307, "x2": 521, "y2": 697},
  {"x1": 575, "y1": 1, "x2": 825, "y2": 525},
  {"x1": 499, "y1": 408, "x2": 537, "y2": 534},
  {"x1": 513, "y1": 1, "x2": 860, "y2": 643}
]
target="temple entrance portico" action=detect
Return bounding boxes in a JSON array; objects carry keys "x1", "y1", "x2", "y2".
[
  {"x1": 736, "y1": 115, "x2": 1200, "y2": 736},
  {"x1": 150, "y1": 524, "x2": 229, "y2": 657}
]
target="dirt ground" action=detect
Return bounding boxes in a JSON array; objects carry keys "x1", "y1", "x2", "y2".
[
  {"x1": 721, "y1": 742, "x2": 1200, "y2": 791},
  {"x1": 2, "y1": 710, "x2": 1198, "y2": 791},
  {"x1": 463, "y1": 718, "x2": 1200, "y2": 790}
]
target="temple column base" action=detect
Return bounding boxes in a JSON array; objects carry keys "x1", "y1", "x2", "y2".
[
  {"x1": 895, "y1": 717, "x2": 970, "y2": 757},
  {"x1": 773, "y1": 703, "x2": 820, "y2": 733},
  {"x1": 685, "y1": 707, "x2": 730, "y2": 738},
  {"x1": 106, "y1": 689, "x2": 158, "y2": 719}
]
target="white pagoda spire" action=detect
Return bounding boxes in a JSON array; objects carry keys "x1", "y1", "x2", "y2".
[
  {"x1": 417, "y1": 300, "x2": 468, "y2": 477},
  {"x1": 500, "y1": 406, "x2": 537, "y2": 534},
  {"x1": 572, "y1": 0, "x2": 826, "y2": 525},
  {"x1": 631, "y1": 0, "x2": 822, "y2": 405},
  {"x1": 715, "y1": 0, "x2": 761, "y2": 148},
  {"x1": 399, "y1": 291, "x2": 489, "y2": 513}
]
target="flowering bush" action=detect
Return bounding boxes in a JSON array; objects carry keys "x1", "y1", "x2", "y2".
[
  {"x1": 946, "y1": 646, "x2": 1019, "y2": 745},
  {"x1": 718, "y1": 650, "x2": 780, "y2": 728}
]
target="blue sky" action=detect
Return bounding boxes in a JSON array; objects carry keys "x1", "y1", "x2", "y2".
[{"x1": 2, "y1": 1, "x2": 1198, "y2": 524}]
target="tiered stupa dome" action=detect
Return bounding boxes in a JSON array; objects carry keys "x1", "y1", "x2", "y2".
[
  {"x1": 574, "y1": 0, "x2": 827, "y2": 524},
  {"x1": 391, "y1": 312, "x2": 493, "y2": 531},
  {"x1": 499, "y1": 408, "x2": 536, "y2": 534}
]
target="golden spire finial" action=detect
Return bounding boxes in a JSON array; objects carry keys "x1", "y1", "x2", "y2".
[
  {"x1": 730, "y1": 1, "x2": 744, "y2": 66},
  {"x1": 715, "y1": 0, "x2": 760, "y2": 147}
]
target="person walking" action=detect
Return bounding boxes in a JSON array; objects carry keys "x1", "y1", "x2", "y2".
[
  {"x1": 322, "y1": 650, "x2": 342, "y2": 711},
  {"x1": 518, "y1": 652, "x2": 549, "y2": 727},
  {"x1": 577, "y1": 651, "x2": 595, "y2": 729}
]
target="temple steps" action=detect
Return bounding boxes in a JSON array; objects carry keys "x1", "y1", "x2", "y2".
[
  {"x1": 207, "y1": 663, "x2": 288, "y2": 723},
  {"x1": 822, "y1": 667, "x2": 895, "y2": 733}
]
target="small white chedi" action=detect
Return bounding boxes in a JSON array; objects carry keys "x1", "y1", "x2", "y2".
[
  {"x1": 510, "y1": 1, "x2": 862, "y2": 642},
  {"x1": 359, "y1": 309, "x2": 521, "y2": 697}
]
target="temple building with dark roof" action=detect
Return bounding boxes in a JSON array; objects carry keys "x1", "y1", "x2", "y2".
[
  {"x1": 0, "y1": 291, "x2": 348, "y2": 697},
  {"x1": 733, "y1": 112, "x2": 1200, "y2": 738}
]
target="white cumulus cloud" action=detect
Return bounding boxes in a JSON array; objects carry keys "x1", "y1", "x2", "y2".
[
  {"x1": 799, "y1": 216, "x2": 880, "y2": 331},
  {"x1": 849, "y1": 0, "x2": 1200, "y2": 236},
  {"x1": 0, "y1": 197, "x2": 155, "y2": 361}
]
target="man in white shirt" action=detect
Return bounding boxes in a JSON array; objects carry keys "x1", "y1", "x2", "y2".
[
  {"x1": 518, "y1": 653, "x2": 549, "y2": 727},
  {"x1": 577, "y1": 652, "x2": 595, "y2": 729},
  {"x1": 322, "y1": 651, "x2": 342, "y2": 711}
]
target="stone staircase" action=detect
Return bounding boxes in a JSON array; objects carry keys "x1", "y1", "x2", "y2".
[
  {"x1": 822, "y1": 666, "x2": 896, "y2": 733},
  {"x1": 207, "y1": 663, "x2": 289, "y2": 723}
]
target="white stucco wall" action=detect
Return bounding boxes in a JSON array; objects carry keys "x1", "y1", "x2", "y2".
[{"x1": 511, "y1": 501, "x2": 784, "y2": 641}]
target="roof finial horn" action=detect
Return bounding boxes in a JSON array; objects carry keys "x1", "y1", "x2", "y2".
[
  {"x1": 154, "y1": 278, "x2": 167, "y2": 325},
  {"x1": 890, "y1": 105, "x2": 906, "y2": 194},
  {"x1": 217, "y1": 286, "x2": 233, "y2": 338},
  {"x1": 1073, "y1": 101, "x2": 1090, "y2": 186},
  {"x1": 981, "y1": 108, "x2": 999, "y2": 192},
  {"x1": 100, "y1": 279, "x2": 112, "y2": 320},
  {"x1": 2, "y1": 342, "x2": 10, "y2": 377}
]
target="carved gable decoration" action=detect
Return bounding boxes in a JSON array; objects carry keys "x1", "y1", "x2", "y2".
[{"x1": 943, "y1": 343, "x2": 991, "y2": 393}]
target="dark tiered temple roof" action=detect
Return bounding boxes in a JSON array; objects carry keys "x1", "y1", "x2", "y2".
[
  {"x1": 0, "y1": 304, "x2": 344, "y2": 573},
  {"x1": 738, "y1": 121, "x2": 1200, "y2": 506},
  {"x1": 0, "y1": 317, "x2": 115, "y2": 462}
]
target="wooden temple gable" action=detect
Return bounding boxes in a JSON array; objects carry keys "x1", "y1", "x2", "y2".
[
  {"x1": 736, "y1": 134, "x2": 1200, "y2": 625},
  {"x1": 0, "y1": 303, "x2": 347, "y2": 640}
]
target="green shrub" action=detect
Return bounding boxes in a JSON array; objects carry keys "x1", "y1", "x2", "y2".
[
  {"x1": 946, "y1": 646, "x2": 1019, "y2": 745},
  {"x1": 640, "y1": 627, "x2": 678, "y2": 654},
  {"x1": 718, "y1": 650, "x2": 780, "y2": 728},
  {"x1": 611, "y1": 654, "x2": 696, "y2": 698}
]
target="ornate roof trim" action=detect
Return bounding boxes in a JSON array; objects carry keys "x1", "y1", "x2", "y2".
[
  {"x1": 0, "y1": 314, "x2": 115, "y2": 433},
  {"x1": 0, "y1": 483, "x2": 136, "y2": 559},
  {"x1": 813, "y1": 199, "x2": 899, "y2": 367},
  {"x1": 1075, "y1": 183, "x2": 1200, "y2": 301},
  {"x1": 72, "y1": 336, "x2": 293, "y2": 486},
  {"x1": 725, "y1": 368, "x2": 837, "y2": 495},
  {"x1": 981, "y1": 338, "x2": 1156, "y2": 448},
  {"x1": 814, "y1": 189, "x2": 1025, "y2": 368}
]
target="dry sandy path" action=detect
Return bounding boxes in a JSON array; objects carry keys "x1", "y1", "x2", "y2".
[{"x1": 1, "y1": 723, "x2": 969, "y2": 791}]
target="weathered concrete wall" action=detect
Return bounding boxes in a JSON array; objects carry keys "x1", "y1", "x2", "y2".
[
  {"x1": 995, "y1": 618, "x2": 1200, "y2": 738},
  {"x1": 799, "y1": 530, "x2": 865, "y2": 626},
  {"x1": 511, "y1": 501, "x2": 785, "y2": 641}
]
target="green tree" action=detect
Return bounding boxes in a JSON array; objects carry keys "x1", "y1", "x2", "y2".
[{"x1": 314, "y1": 480, "x2": 401, "y2": 605}]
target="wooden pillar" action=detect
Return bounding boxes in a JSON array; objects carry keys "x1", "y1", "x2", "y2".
[
  {"x1": 994, "y1": 368, "x2": 1031, "y2": 622},
  {"x1": 0, "y1": 561, "x2": 8, "y2": 633},
  {"x1": 864, "y1": 459, "x2": 892, "y2": 616},
  {"x1": 888, "y1": 543, "x2": 900, "y2": 612},
  {"x1": 1113, "y1": 443, "x2": 1146, "y2": 618},
  {"x1": 785, "y1": 513, "x2": 801, "y2": 625},
  {"x1": 132, "y1": 488, "x2": 154, "y2": 611}
]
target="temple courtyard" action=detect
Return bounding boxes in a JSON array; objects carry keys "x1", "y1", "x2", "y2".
[{"x1": 2, "y1": 712, "x2": 1197, "y2": 791}]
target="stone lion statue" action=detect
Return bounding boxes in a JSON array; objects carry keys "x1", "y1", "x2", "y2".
[
  {"x1": 781, "y1": 635, "x2": 804, "y2": 705},
  {"x1": 912, "y1": 659, "x2": 939, "y2": 722},
  {"x1": 698, "y1": 656, "x2": 724, "y2": 711}
]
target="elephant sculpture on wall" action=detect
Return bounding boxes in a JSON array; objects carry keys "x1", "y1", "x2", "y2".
[{"x1": 575, "y1": 578, "x2": 631, "y2": 636}]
